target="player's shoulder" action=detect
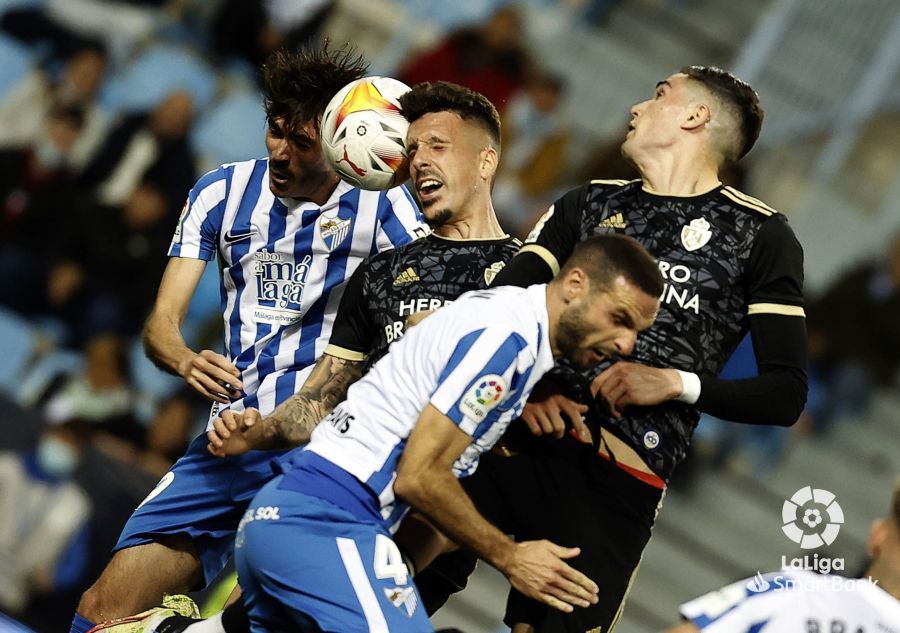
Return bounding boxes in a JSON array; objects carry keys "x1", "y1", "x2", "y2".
[
  {"x1": 588, "y1": 178, "x2": 642, "y2": 192},
  {"x1": 717, "y1": 185, "x2": 781, "y2": 218},
  {"x1": 575, "y1": 178, "x2": 642, "y2": 208}
]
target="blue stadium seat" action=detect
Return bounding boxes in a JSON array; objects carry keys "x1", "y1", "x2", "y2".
[
  {"x1": 99, "y1": 43, "x2": 217, "y2": 114},
  {"x1": 0, "y1": 33, "x2": 34, "y2": 98},
  {"x1": 191, "y1": 90, "x2": 267, "y2": 167},
  {"x1": 0, "y1": 308, "x2": 37, "y2": 397}
]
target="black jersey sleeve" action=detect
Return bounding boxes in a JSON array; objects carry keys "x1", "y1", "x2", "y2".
[
  {"x1": 325, "y1": 260, "x2": 373, "y2": 362},
  {"x1": 491, "y1": 184, "x2": 588, "y2": 287},
  {"x1": 695, "y1": 216, "x2": 807, "y2": 426}
]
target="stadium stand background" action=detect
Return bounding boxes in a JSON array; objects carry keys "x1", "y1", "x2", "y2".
[{"x1": 0, "y1": 0, "x2": 896, "y2": 631}]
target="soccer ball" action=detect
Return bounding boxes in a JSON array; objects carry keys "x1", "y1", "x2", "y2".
[{"x1": 320, "y1": 76, "x2": 411, "y2": 190}]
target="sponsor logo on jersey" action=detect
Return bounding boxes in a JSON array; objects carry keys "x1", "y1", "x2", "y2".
[
  {"x1": 320, "y1": 216, "x2": 352, "y2": 252},
  {"x1": 483, "y1": 261, "x2": 506, "y2": 285},
  {"x1": 681, "y1": 217, "x2": 712, "y2": 251},
  {"x1": 253, "y1": 250, "x2": 313, "y2": 324},
  {"x1": 393, "y1": 267, "x2": 421, "y2": 286},
  {"x1": 384, "y1": 586, "x2": 418, "y2": 617},
  {"x1": 598, "y1": 212, "x2": 627, "y2": 229},
  {"x1": 460, "y1": 374, "x2": 507, "y2": 422},
  {"x1": 223, "y1": 228, "x2": 258, "y2": 244}
]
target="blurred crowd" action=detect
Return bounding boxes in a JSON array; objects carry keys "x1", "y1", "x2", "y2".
[{"x1": 0, "y1": 0, "x2": 897, "y2": 630}]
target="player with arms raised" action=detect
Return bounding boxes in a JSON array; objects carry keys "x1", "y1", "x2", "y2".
[
  {"x1": 72, "y1": 46, "x2": 426, "y2": 633},
  {"x1": 420, "y1": 66, "x2": 808, "y2": 632}
]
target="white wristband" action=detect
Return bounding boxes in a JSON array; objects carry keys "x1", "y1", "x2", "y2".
[{"x1": 675, "y1": 370, "x2": 701, "y2": 404}]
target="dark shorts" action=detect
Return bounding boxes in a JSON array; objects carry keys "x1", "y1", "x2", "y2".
[{"x1": 417, "y1": 434, "x2": 665, "y2": 632}]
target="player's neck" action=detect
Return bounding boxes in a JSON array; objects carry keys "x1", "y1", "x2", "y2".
[
  {"x1": 433, "y1": 201, "x2": 506, "y2": 240},
  {"x1": 866, "y1": 558, "x2": 900, "y2": 600},
  {"x1": 635, "y1": 149, "x2": 721, "y2": 197},
  {"x1": 288, "y1": 173, "x2": 341, "y2": 207}
]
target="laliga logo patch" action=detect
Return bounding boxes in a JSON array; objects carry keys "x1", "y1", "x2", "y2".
[
  {"x1": 460, "y1": 374, "x2": 507, "y2": 422},
  {"x1": 681, "y1": 217, "x2": 712, "y2": 251},
  {"x1": 320, "y1": 215, "x2": 352, "y2": 252}
]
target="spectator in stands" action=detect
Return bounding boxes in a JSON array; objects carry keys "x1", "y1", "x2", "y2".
[
  {"x1": 805, "y1": 231, "x2": 900, "y2": 430},
  {"x1": 398, "y1": 5, "x2": 533, "y2": 113},
  {"x1": 211, "y1": 0, "x2": 334, "y2": 76},
  {"x1": 93, "y1": 390, "x2": 199, "y2": 480},
  {"x1": 492, "y1": 70, "x2": 570, "y2": 236},
  {"x1": 0, "y1": 42, "x2": 107, "y2": 159},
  {"x1": 42, "y1": 334, "x2": 135, "y2": 433},
  {"x1": 78, "y1": 90, "x2": 195, "y2": 213},
  {"x1": 0, "y1": 419, "x2": 93, "y2": 616}
]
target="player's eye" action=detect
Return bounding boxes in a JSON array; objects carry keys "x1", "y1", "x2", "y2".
[{"x1": 654, "y1": 90, "x2": 663, "y2": 99}]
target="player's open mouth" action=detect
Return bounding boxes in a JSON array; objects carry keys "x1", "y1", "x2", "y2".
[
  {"x1": 416, "y1": 178, "x2": 443, "y2": 200},
  {"x1": 270, "y1": 170, "x2": 291, "y2": 186}
]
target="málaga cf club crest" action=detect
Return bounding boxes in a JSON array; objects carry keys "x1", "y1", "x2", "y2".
[{"x1": 320, "y1": 216, "x2": 352, "y2": 252}]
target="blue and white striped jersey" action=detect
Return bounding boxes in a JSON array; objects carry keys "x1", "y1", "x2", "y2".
[
  {"x1": 301, "y1": 284, "x2": 556, "y2": 530},
  {"x1": 169, "y1": 158, "x2": 427, "y2": 424},
  {"x1": 679, "y1": 569, "x2": 900, "y2": 632}
]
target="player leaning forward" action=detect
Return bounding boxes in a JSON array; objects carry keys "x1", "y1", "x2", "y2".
[{"x1": 235, "y1": 235, "x2": 663, "y2": 632}]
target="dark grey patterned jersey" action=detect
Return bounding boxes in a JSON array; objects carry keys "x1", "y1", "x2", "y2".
[
  {"x1": 327, "y1": 233, "x2": 521, "y2": 366},
  {"x1": 519, "y1": 179, "x2": 805, "y2": 480}
]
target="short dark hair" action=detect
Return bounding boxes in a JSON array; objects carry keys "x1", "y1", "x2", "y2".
[
  {"x1": 261, "y1": 44, "x2": 368, "y2": 133},
  {"x1": 559, "y1": 234, "x2": 663, "y2": 298},
  {"x1": 398, "y1": 81, "x2": 501, "y2": 151},
  {"x1": 681, "y1": 65, "x2": 764, "y2": 162}
]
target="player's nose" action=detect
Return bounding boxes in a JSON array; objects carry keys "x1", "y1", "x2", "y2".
[
  {"x1": 615, "y1": 330, "x2": 638, "y2": 356},
  {"x1": 269, "y1": 137, "x2": 291, "y2": 163}
]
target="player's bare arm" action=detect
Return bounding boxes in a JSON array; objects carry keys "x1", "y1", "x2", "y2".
[
  {"x1": 520, "y1": 378, "x2": 591, "y2": 441},
  {"x1": 664, "y1": 623, "x2": 700, "y2": 633},
  {"x1": 207, "y1": 352, "x2": 364, "y2": 455},
  {"x1": 394, "y1": 404, "x2": 599, "y2": 614},
  {"x1": 591, "y1": 361, "x2": 684, "y2": 418},
  {"x1": 144, "y1": 256, "x2": 241, "y2": 403}
]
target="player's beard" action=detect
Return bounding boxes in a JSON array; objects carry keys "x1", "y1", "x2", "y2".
[
  {"x1": 425, "y1": 207, "x2": 453, "y2": 228},
  {"x1": 555, "y1": 302, "x2": 595, "y2": 371}
]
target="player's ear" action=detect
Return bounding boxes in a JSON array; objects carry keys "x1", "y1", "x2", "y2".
[
  {"x1": 561, "y1": 266, "x2": 588, "y2": 303},
  {"x1": 682, "y1": 102, "x2": 710, "y2": 131},
  {"x1": 479, "y1": 146, "x2": 498, "y2": 181},
  {"x1": 867, "y1": 518, "x2": 887, "y2": 559}
]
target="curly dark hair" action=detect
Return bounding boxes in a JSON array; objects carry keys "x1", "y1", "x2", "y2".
[
  {"x1": 681, "y1": 65, "x2": 764, "y2": 161},
  {"x1": 398, "y1": 81, "x2": 501, "y2": 151},
  {"x1": 261, "y1": 44, "x2": 368, "y2": 132}
]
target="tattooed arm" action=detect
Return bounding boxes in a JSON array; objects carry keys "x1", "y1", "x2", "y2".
[{"x1": 207, "y1": 352, "x2": 365, "y2": 456}]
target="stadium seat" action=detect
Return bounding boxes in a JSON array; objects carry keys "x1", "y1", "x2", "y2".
[
  {"x1": 0, "y1": 308, "x2": 37, "y2": 397},
  {"x1": 0, "y1": 33, "x2": 34, "y2": 98},
  {"x1": 191, "y1": 90, "x2": 267, "y2": 169},
  {"x1": 98, "y1": 43, "x2": 217, "y2": 114}
]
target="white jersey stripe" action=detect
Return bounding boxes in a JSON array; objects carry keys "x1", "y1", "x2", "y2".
[
  {"x1": 336, "y1": 537, "x2": 389, "y2": 633},
  {"x1": 167, "y1": 158, "x2": 426, "y2": 427}
]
